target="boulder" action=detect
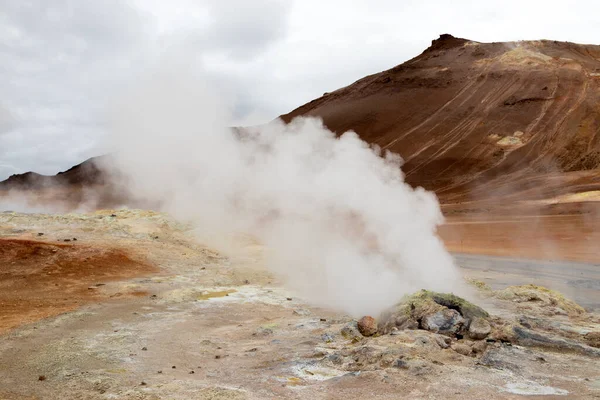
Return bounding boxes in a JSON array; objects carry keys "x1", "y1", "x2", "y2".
[
  {"x1": 357, "y1": 316, "x2": 378, "y2": 337},
  {"x1": 469, "y1": 317, "x2": 492, "y2": 340},
  {"x1": 422, "y1": 309, "x2": 465, "y2": 336}
]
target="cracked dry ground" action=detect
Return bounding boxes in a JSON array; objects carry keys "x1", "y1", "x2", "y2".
[{"x1": 0, "y1": 210, "x2": 599, "y2": 399}]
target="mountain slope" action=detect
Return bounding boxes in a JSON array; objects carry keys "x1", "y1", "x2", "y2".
[{"x1": 281, "y1": 34, "x2": 600, "y2": 205}]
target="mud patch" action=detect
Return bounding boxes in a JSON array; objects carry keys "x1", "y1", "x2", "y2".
[{"x1": 0, "y1": 238, "x2": 157, "y2": 333}]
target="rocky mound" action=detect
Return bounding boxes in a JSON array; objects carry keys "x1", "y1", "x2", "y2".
[{"x1": 334, "y1": 288, "x2": 600, "y2": 370}]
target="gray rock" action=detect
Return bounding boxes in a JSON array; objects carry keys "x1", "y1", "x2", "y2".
[
  {"x1": 321, "y1": 333, "x2": 334, "y2": 343},
  {"x1": 422, "y1": 309, "x2": 465, "y2": 336},
  {"x1": 434, "y1": 334, "x2": 451, "y2": 349},
  {"x1": 393, "y1": 358, "x2": 409, "y2": 369},
  {"x1": 513, "y1": 326, "x2": 600, "y2": 358},
  {"x1": 479, "y1": 346, "x2": 522, "y2": 372},
  {"x1": 341, "y1": 322, "x2": 362, "y2": 342},
  {"x1": 469, "y1": 317, "x2": 491, "y2": 340},
  {"x1": 327, "y1": 354, "x2": 343, "y2": 365}
]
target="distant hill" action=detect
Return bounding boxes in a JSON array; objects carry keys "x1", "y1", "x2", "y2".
[{"x1": 0, "y1": 156, "x2": 109, "y2": 191}]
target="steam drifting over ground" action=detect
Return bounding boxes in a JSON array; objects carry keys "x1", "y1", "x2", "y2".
[{"x1": 106, "y1": 64, "x2": 465, "y2": 317}]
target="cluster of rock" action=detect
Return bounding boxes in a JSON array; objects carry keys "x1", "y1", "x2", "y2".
[
  {"x1": 339, "y1": 289, "x2": 600, "y2": 360},
  {"x1": 338, "y1": 291, "x2": 498, "y2": 359},
  {"x1": 373, "y1": 291, "x2": 491, "y2": 338}
]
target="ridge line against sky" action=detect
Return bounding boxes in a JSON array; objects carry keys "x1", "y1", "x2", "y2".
[{"x1": 1, "y1": 0, "x2": 599, "y2": 180}]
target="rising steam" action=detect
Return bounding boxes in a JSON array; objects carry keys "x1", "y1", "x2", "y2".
[{"x1": 107, "y1": 64, "x2": 465, "y2": 317}]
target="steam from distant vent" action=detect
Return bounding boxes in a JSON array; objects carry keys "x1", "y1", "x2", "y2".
[{"x1": 106, "y1": 63, "x2": 466, "y2": 317}]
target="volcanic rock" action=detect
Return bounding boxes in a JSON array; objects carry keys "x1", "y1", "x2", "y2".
[
  {"x1": 341, "y1": 321, "x2": 362, "y2": 342},
  {"x1": 469, "y1": 317, "x2": 492, "y2": 340},
  {"x1": 422, "y1": 309, "x2": 465, "y2": 336},
  {"x1": 357, "y1": 316, "x2": 378, "y2": 337},
  {"x1": 378, "y1": 290, "x2": 488, "y2": 337}
]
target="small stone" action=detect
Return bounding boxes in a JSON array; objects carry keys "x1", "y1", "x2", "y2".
[
  {"x1": 172, "y1": 366, "x2": 176, "y2": 369},
  {"x1": 38, "y1": 375, "x2": 46, "y2": 381},
  {"x1": 189, "y1": 371, "x2": 195, "y2": 374},
  {"x1": 63, "y1": 239, "x2": 71, "y2": 242},
  {"x1": 341, "y1": 322, "x2": 362, "y2": 343},
  {"x1": 357, "y1": 316, "x2": 377, "y2": 337},
  {"x1": 328, "y1": 354, "x2": 343, "y2": 365},
  {"x1": 452, "y1": 343, "x2": 472, "y2": 356},
  {"x1": 468, "y1": 317, "x2": 492, "y2": 340},
  {"x1": 584, "y1": 331, "x2": 600, "y2": 348},
  {"x1": 321, "y1": 333, "x2": 334, "y2": 343},
  {"x1": 312, "y1": 350, "x2": 327, "y2": 358},
  {"x1": 320, "y1": 318, "x2": 327, "y2": 322},
  {"x1": 393, "y1": 359, "x2": 409, "y2": 369},
  {"x1": 215, "y1": 355, "x2": 221, "y2": 359},
  {"x1": 244, "y1": 280, "x2": 250, "y2": 284},
  {"x1": 157, "y1": 371, "x2": 162, "y2": 374},
  {"x1": 435, "y1": 334, "x2": 451, "y2": 349},
  {"x1": 141, "y1": 347, "x2": 147, "y2": 351},
  {"x1": 293, "y1": 309, "x2": 311, "y2": 316},
  {"x1": 286, "y1": 297, "x2": 292, "y2": 301},
  {"x1": 472, "y1": 340, "x2": 488, "y2": 354},
  {"x1": 140, "y1": 381, "x2": 147, "y2": 386},
  {"x1": 37, "y1": 233, "x2": 44, "y2": 236}
]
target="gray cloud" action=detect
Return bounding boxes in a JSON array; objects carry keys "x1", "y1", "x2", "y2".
[
  {"x1": 201, "y1": 0, "x2": 292, "y2": 60},
  {"x1": 1, "y1": 0, "x2": 599, "y2": 180},
  {"x1": 0, "y1": 104, "x2": 15, "y2": 135}
]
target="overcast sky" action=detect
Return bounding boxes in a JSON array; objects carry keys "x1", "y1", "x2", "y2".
[{"x1": 1, "y1": 0, "x2": 599, "y2": 180}]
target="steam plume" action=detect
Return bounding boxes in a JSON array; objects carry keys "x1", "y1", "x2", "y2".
[{"x1": 107, "y1": 64, "x2": 465, "y2": 317}]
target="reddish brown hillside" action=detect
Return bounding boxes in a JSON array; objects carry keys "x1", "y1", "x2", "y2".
[{"x1": 281, "y1": 34, "x2": 600, "y2": 205}]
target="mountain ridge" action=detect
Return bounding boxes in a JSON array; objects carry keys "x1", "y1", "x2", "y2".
[{"x1": 3, "y1": 34, "x2": 600, "y2": 209}]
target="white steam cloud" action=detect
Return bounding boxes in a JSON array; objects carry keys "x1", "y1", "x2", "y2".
[{"x1": 107, "y1": 64, "x2": 465, "y2": 317}]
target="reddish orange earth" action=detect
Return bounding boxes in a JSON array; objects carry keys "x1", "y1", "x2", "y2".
[{"x1": 0, "y1": 239, "x2": 157, "y2": 333}]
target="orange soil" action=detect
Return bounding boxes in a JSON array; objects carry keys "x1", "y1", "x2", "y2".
[{"x1": 0, "y1": 239, "x2": 157, "y2": 333}]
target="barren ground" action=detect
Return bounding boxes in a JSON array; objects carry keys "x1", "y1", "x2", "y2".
[{"x1": 1, "y1": 209, "x2": 599, "y2": 399}]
